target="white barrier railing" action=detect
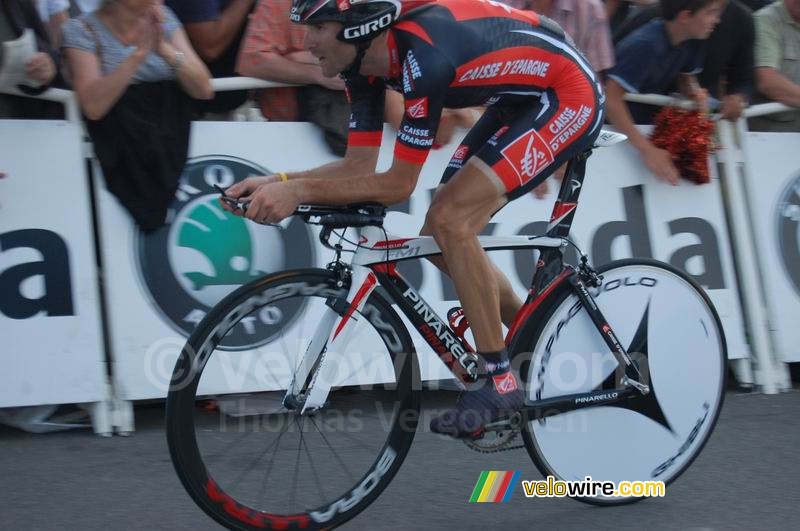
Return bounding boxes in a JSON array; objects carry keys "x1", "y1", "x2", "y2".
[
  {"x1": 210, "y1": 76, "x2": 295, "y2": 92},
  {"x1": 743, "y1": 102, "x2": 796, "y2": 118},
  {"x1": 1, "y1": 85, "x2": 81, "y2": 122}
]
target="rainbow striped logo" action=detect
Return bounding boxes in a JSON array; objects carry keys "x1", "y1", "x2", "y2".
[{"x1": 469, "y1": 471, "x2": 521, "y2": 502}]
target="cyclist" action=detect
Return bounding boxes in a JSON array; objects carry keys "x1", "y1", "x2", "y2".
[{"x1": 222, "y1": 0, "x2": 605, "y2": 439}]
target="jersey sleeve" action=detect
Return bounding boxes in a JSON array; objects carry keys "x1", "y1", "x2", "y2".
[
  {"x1": 393, "y1": 46, "x2": 454, "y2": 165},
  {"x1": 345, "y1": 74, "x2": 386, "y2": 148}
]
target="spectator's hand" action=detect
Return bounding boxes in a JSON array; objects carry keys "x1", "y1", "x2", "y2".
[
  {"x1": 287, "y1": 51, "x2": 319, "y2": 64},
  {"x1": 642, "y1": 145, "x2": 680, "y2": 185},
  {"x1": 720, "y1": 94, "x2": 746, "y2": 121},
  {"x1": 316, "y1": 72, "x2": 346, "y2": 91},
  {"x1": 133, "y1": 15, "x2": 159, "y2": 57},
  {"x1": 529, "y1": 163, "x2": 568, "y2": 200},
  {"x1": 450, "y1": 108, "x2": 479, "y2": 129},
  {"x1": 25, "y1": 53, "x2": 56, "y2": 85},
  {"x1": 688, "y1": 87, "x2": 710, "y2": 114},
  {"x1": 220, "y1": 175, "x2": 281, "y2": 214},
  {"x1": 531, "y1": 180, "x2": 549, "y2": 199},
  {"x1": 434, "y1": 111, "x2": 459, "y2": 147}
]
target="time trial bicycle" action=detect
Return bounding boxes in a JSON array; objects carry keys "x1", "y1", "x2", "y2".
[{"x1": 166, "y1": 130, "x2": 726, "y2": 530}]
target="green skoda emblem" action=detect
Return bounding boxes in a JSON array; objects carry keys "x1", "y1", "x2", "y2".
[{"x1": 137, "y1": 155, "x2": 314, "y2": 349}]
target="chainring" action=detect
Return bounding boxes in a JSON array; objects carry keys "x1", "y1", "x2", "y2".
[{"x1": 463, "y1": 426, "x2": 523, "y2": 453}]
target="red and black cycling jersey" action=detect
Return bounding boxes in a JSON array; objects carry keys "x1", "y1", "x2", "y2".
[{"x1": 345, "y1": 0, "x2": 601, "y2": 165}]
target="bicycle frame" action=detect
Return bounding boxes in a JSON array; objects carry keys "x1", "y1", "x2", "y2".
[{"x1": 297, "y1": 151, "x2": 647, "y2": 416}]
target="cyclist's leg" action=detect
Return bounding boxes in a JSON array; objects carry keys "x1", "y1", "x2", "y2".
[
  {"x1": 429, "y1": 76, "x2": 604, "y2": 438},
  {"x1": 420, "y1": 107, "x2": 523, "y2": 328}
]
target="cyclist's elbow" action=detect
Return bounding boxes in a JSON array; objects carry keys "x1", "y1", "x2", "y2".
[{"x1": 385, "y1": 172, "x2": 416, "y2": 205}]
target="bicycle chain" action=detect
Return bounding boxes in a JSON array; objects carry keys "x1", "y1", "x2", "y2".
[{"x1": 463, "y1": 427, "x2": 525, "y2": 454}]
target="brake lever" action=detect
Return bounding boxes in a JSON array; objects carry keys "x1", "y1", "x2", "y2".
[
  {"x1": 214, "y1": 184, "x2": 292, "y2": 229},
  {"x1": 214, "y1": 184, "x2": 249, "y2": 212}
]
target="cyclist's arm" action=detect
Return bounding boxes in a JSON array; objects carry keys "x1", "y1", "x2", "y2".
[
  {"x1": 281, "y1": 145, "x2": 378, "y2": 180},
  {"x1": 292, "y1": 157, "x2": 422, "y2": 206}
]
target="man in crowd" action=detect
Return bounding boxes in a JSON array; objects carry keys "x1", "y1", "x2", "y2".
[
  {"x1": 749, "y1": 0, "x2": 800, "y2": 131},
  {"x1": 604, "y1": 0, "x2": 724, "y2": 184},
  {"x1": 166, "y1": 0, "x2": 256, "y2": 115},
  {"x1": 612, "y1": 1, "x2": 762, "y2": 122}
]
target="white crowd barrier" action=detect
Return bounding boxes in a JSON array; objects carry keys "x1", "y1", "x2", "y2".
[
  {"x1": 0, "y1": 120, "x2": 112, "y2": 432},
  {"x1": 0, "y1": 83, "x2": 797, "y2": 434}
]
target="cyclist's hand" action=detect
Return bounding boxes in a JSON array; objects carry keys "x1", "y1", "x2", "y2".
[
  {"x1": 226, "y1": 175, "x2": 279, "y2": 198},
  {"x1": 642, "y1": 146, "x2": 680, "y2": 185},
  {"x1": 244, "y1": 181, "x2": 300, "y2": 224},
  {"x1": 219, "y1": 175, "x2": 280, "y2": 214}
]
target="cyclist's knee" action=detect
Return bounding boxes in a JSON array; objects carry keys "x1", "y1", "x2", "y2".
[{"x1": 426, "y1": 200, "x2": 468, "y2": 242}]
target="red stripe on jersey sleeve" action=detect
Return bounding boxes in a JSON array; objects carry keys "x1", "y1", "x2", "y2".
[
  {"x1": 394, "y1": 21, "x2": 434, "y2": 46},
  {"x1": 348, "y1": 131, "x2": 383, "y2": 147},
  {"x1": 394, "y1": 142, "x2": 430, "y2": 165},
  {"x1": 444, "y1": 0, "x2": 540, "y2": 25}
]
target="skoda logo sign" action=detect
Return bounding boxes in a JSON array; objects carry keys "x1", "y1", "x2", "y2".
[
  {"x1": 137, "y1": 156, "x2": 314, "y2": 349},
  {"x1": 777, "y1": 173, "x2": 800, "y2": 295}
]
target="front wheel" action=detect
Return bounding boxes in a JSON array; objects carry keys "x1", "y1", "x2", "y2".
[
  {"x1": 516, "y1": 259, "x2": 727, "y2": 505},
  {"x1": 166, "y1": 269, "x2": 420, "y2": 529}
]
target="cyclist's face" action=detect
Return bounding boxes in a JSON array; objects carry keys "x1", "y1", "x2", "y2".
[{"x1": 305, "y1": 22, "x2": 356, "y2": 77}]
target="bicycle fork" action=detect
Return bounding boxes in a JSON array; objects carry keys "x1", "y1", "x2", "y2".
[
  {"x1": 283, "y1": 265, "x2": 379, "y2": 414},
  {"x1": 569, "y1": 272, "x2": 650, "y2": 394}
]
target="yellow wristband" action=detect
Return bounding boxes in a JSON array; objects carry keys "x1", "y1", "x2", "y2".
[{"x1": 277, "y1": 172, "x2": 289, "y2": 182}]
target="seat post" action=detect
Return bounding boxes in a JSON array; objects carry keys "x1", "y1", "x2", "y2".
[{"x1": 546, "y1": 152, "x2": 590, "y2": 239}]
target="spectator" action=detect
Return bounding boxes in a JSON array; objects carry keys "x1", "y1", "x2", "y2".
[
  {"x1": 749, "y1": 0, "x2": 800, "y2": 132},
  {"x1": 236, "y1": 0, "x2": 350, "y2": 154},
  {"x1": 0, "y1": 0, "x2": 60, "y2": 118},
  {"x1": 613, "y1": 1, "x2": 758, "y2": 121},
  {"x1": 605, "y1": 0, "x2": 724, "y2": 184},
  {"x1": 35, "y1": 0, "x2": 69, "y2": 45},
  {"x1": 62, "y1": 0, "x2": 212, "y2": 231},
  {"x1": 236, "y1": 0, "x2": 344, "y2": 119},
  {"x1": 503, "y1": 0, "x2": 616, "y2": 74},
  {"x1": 606, "y1": 0, "x2": 659, "y2": 40},
  {"x1": 166, "y1": 0, "x2": 256, "y2": 116}
]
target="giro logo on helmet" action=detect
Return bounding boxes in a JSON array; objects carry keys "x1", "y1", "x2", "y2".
[
  {"x1": 343, "y1": 12, "x2": 395, "y2": 39},
  {"x1": 291, "y1": 0, "x2": 401, "y2": 42}
]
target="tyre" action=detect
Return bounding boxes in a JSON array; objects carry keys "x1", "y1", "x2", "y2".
[
  {"x1": 166, "y1": 269, "x2": 420, "y2": 529},
  {"x1": 515, "y1": 259, "x2": 727, "y2": 505}
]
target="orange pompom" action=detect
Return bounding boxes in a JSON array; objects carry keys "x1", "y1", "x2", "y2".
[{"x1": 650, "y1": 107, "x2": 716, "y2": 184}]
